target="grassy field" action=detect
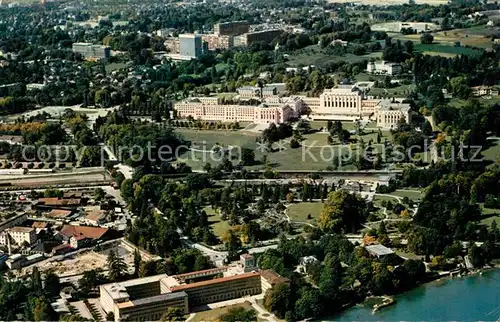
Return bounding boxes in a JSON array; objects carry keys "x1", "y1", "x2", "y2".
[
  {"x1": 479, "y1": 204, "x2": 500, "y2": 226},
  {"x1": 204, "y1": 206, "x2": 230, "y2": 239},
  {"x1": 190, "y1": 302, "x2": 255, "y2": 322},
  {"x1": 105, "y1": 62, "x2": 129, "y2": 73},
  {"x1": 287, "y1": 202, "x2": 324, "y2": 222},
  {"x1": 372, "y1": 195, "x2": 400, "y2": 208},
  {"x1": 482, "y1": 139, "x2": 500, "y2": 166},
  {"x1": 368, "y1": 84, "x2": 415, "y2": 97},
  {"x1": 286, "y1": 45, "x2": 382, "y2": 67},
  {"x1": 449, "y1": 96, "x2": 500, "y2": 108},
  {"x1": 390, "y1": 189, "x2": 423, "y2": 201},
  {"x1": 389, "y1": 26, "x2": 494, "y2": 50},
  {"x1": 414, "y1": 43, "x2": 482, "y2": 57}
]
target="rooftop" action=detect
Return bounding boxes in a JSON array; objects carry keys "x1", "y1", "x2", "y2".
[
  {"x1": 365, "y1": 244, "x2": 395, "y2": 256},
  {"x1": 60, "y1": 225, "x2": 108, "y2": 240},
  {"x1": 10, "y1": 226, "x2": 35, "y2": 233},
  {"x1": 47, "y1": 209, "x2": 72, "y2": 218},
  {"x1": 117, "y1": 291, "x2": 188, "y2": 309},
  {"x1": 169, "y1": 272, "x2": 260, "y2": 292},
  {"x1": 102, "y1": 274, "x2": 168, "y2": 300}
]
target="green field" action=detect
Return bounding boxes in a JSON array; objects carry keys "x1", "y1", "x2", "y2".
[
  {"x1": 286, "y1": 45, "x2": 382, "y2": 67},
  {"x1": 287, "y1": 202, "x2": 324, "y2": 222},
  {"x1": 414, "y1": 43, "x2": 482, "y2": 57},
  {"x1": 482, "y1": 139, "x2": 500, "y2": 166},
  {"x1": 480, "y1": 204, "x2": 500, "y2": 226},
  {"x1": 175, "y1": 126, "x2": 392, "y2": 171},
  {"x1": 190, "y1": 302, "x2": 255, "y2": 322},
  {"x1": 372, "y1": 195, "x2": 400, "y2": 208},
  {"x1": 449, "y1": 97, "x2": 500, "y2": 109},
  {"x1": 105, "y1": 62, "x2": 129, "y2": 73},
  {"x1": 389, "y1": 189, "x2": 423, "y2": 201},
  {"x1": 204, "y1": 206, "x2": 230, "y2": 239},
  {"x1": 368, "y1": 84, "x2": 415, "y2": 97}
]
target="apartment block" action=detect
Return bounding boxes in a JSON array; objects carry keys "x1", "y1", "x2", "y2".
[
  {"x1": 234, "y1": 29, "x2": 283, "y2": 47},
  {"x1": 0, "y1": 226, "x2": 37, "y2": 246},
  {"x1": 201, "y1": 34, "x2": 233, "y2": 50},
  {"x1": 72, "y1": 43, "x2": 110, "y2": 60},
  {"x1": 214, "y1": 21, "x2": 249, "y2": 36},
  {"x1": 367, "y1": 61, "x2": 402, "y2": 75}
]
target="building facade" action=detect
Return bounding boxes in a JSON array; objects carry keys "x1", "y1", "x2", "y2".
[
  {"x1": 179, "y1": 34, "x2": 202, "y2": 59},
  {"x1": 214, "y1": 21, "x2": 249, "y2": 36},
  {"x1": 201, "y1": 34, "x2": 233, "y2": 50},
  {"x1": 234, "y1": 29, "x2": 283, "y2": 47},
  {"x1": 0, "y1": 226, "x2": 37, "y2": 246},
  {"x1": 175, "y1": 85, "x2": 411, "y2": 128},
  {"x1": 367, "y1": 61, "x2": 402, "y2": 75},
  {"x1": 72, "y1": 43, "x2": 110, "y2": 60}
]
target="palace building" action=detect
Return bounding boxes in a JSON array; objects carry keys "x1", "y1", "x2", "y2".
[
  {"x1": 174, "y1": 85, "x2": 411, "y2": 128},
  {"x1": 99, "y1": 267, "x2": 288, "y2": 321}
]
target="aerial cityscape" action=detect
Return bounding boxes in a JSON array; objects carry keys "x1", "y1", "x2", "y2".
[{"x1": 0, "y1": 0, "x2": 499, "y2": 321}]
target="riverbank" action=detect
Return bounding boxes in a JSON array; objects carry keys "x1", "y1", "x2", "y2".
[{"x1": 329, "y1": 268, "x2": 500, "y2": 321}]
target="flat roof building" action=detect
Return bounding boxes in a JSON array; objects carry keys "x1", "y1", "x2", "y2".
[
  {"x1": 214, "y1": 21, "x2": 249, "y2": 36},
  {"x1": 179, "y1": 34, "x2": 202, "y2": 59},
  {"x1": 72, "y1": 43, "x2": 110, "y2": 60}
]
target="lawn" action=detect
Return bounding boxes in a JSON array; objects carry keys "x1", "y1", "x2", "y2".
[
  {"x1": 105, "y1": 62, "x2": 129, "y2": 73},
  {"x1": 190, "y1": 302, "x2": 255, "y2": 322},
  {"x1": 368, "y1": 84, "x2": 415, "y2": 97},
  {"x1": 414, "y1": 43, "x2": 482, "y2": 57},
  {"x1": 287, "y1": 202, "x2": 324, "y2": 222},
  {"x1": 479, "y1": 204, "x2": 500, "y2": 226},
  {"x1": 286, "y1": 45, "x2": 382, "y2": 67},
  {"x1": 205, "y1": 206, "x2": 230, "y2": 239},
  {"x1": 449, "y1": 96, "x2": 500, "y2": 109},
  {"x1": 175, "y1": 127, "x2": 392, "y2": 171},
  {"x1": 482, "y1": 139, "x2": 500, "y2": 166},
  {"x1": 372, "y1": 195, "x2": 400, "y2": 208},
  {"x1": 390, "y1": 189, "x2": 422, "y2": 201}
]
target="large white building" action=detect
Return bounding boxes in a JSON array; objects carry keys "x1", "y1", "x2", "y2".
[
  {"x1": 174, "y1": 85, "x2": 411, "y2": 128},
  {"x1": 0, "y1": 226, "x2": 37, "y2": 246},
  {"x1": 367, "y1": 61, "x2": 402, "y2": 75}
]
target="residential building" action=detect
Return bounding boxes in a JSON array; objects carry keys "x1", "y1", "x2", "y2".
[
  {"x1": 214, "y1": 21, "x2": 249, "y2": 36},
  {"x1": 179, "y1": 34, "x2": 202, "y2": 59},
  {"x1": 367, "y1": 61, "x2": 402, "y2": 75},
  {"x1": 0, "y1": 226, "x2": 37, "y2": 246},
  {"x1": 201, "y1": 34, "x2": 233, "y2": 50},
  {"x1": 59, "y1": 225, "x2": 109, "y2": 246},
  {"x1": 72, "y1": 43, "x2": 110, "y2": 60},
  {"x1": 234, "y1": 29, "x2": 283, "y2": 47}
]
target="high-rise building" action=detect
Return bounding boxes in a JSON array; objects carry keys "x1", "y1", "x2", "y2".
[
  {"x1": 179, "y1": 34, "x2": 202, "y2": 59},
  {"x1": 214, "y1": 21, "x2": 249, "y2": 36}
]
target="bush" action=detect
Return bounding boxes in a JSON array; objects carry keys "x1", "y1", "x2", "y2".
[
  {"x1": 27, "y1": 163, "x2": 34, "y2": 169},
  {"x1": 49, "y1": 163, "x2": 55, "y2": 168},
  {"x1": 484, "y1": 194, "x2": 498, "y2": 209}
]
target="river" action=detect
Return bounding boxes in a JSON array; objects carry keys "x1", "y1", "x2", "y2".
[{"x1": 328, "y1": 269, "x2": 500, "y2": 321}]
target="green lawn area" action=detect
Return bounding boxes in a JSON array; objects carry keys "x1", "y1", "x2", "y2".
[
  {"x1": 286, "y1": 45, "x2": 382, "y2": 67},
  {"x1": 390, "y1": 189, "x2": 422, "y2": 201},
  {"x1": 368, "y1": 84, "x2": 415, "y2": 97},
  {"x1": 479, "y1": 204, "x2": 500, "y2": 226},
  {"x1": 287, "y1": 202, "x2": 324, "y2": 222},
  {"x1": 372, "y1": 195, "x2": 400, "y2": 208},
  {"x1": 105, "y1": 62, "x2": 129, "y2": 73},
  {"x1": 414, "y1": 43, "x2": 482, "y2": 57},
  {"x1": 190, "y1": 302, "x2": 255, "y2": 322},
  {"x1": 482, "y1": 139, "x2": 500, "y2": 166},
  {"x1": 175, "y1": 127, "x2": 392, "y2": 171},
  {"x1": 205, "y1": 206, "x2": 230, "y2": 239},
  {"x1": 449, "y1": 96, "x2": 500, "y2": 109}
]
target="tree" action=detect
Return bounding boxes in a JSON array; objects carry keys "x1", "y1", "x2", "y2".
[
  {"x1": 43, "y1": 270, "x2": 60, "y2": 298},
  {"x1": 93, "y1": 187, "x2": 105, "y2": 201},
  {"x1": 264, "y1": 282, "x2": 292, "y2": 318},
  {"x1": 79, "y1": 269, "x2": 105, "y2": 295},
  {"x1": 295, "y1": 289, "x2": 324, "y2": 320},
  {"x1": 420, "y1": 33, "x2": 434, "y2": 44},
  {"x1": 160, "y1": 307, "x2": 185, "y2": 321},
  {"x1": 133, "y1": 249, "x2": 142, "y2": 277},
  {"x1": 286, "y1": 192, "x2": 294, "y2": 203},
  {"x1": 319, "y1": 190, "x2": 367, "y2": 233},
  {"x1": 30, "y1": 267, "x2": 43, "y2": 295},
  {"x1": 241, "y1": 147, "x2": 255, "y2": 165},
  {"x1": 107, "y1": 250, "x2": 128, "y2": 281},
  {"x1": 219, "y1": 307, "x2": 257, "y2": 322}
]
